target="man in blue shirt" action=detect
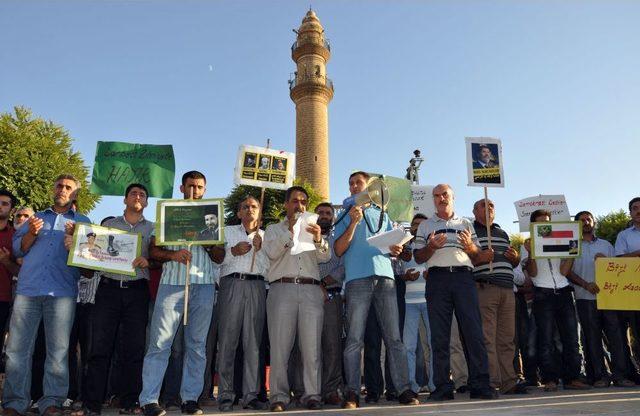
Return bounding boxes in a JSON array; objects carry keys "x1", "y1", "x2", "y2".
[
  {"x1": 3, "y1": 174, "x2": 91, "y2": 416},
  {"x1": 334, "y1": 171, "x2": 417, "y2": 409}
]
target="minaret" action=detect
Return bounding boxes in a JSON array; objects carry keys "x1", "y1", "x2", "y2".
[{"x1": 290, "y1": 10, "x2": 334, "y2": 200}]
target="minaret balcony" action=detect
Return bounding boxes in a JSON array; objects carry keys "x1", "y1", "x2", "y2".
[{"x1": 289, "y1": 74, "x2": 334, "y2": 102}]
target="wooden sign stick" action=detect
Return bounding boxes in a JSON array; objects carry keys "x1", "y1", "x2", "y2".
[
  {"x1": 183, "y1": 186, "x2": 195, "y2": 325},
  {"x1": 484, "y1": 186, "x2": 493, "y2": 272},
  {"x1": 249, "y1": 139, "x2": 270, "y2": 273}
]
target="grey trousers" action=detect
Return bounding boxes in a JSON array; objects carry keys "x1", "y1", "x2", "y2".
[
  {"x1": 267, "y1": 282, "x2": 324, "y2": 404},
  {"x1": 216, "y1": 277, "x2": 266, "y2": 404}
]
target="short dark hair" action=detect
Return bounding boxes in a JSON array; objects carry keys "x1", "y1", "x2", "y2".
[
  {"x1": 530, "y1": 209, "x2": 552, "y2": 223},
  {"x1": 125, "y1": 183, "x2": 149, "y2": 198},
  {"x1": 86, "y1": 232, "x2": 96, "y2": 237},
  {"x1": 349, "y1": 171, "x2": 370, "y2": 182},
  {"x1": 100, "y1": 216, "x2": 116, "y2": 226},
  {"x1": 574, "y1": 211, "x2": 594, "y2": 222},
  {"x1": 477, "y1": 144, "x2": 491, "y2": 155},
  {"x1": 629, "y1": 197, "x2": 640, "y2": 211},
  {"x1": 412, "y1": 213, "x2": 428, "y2": 221},
  {"x1": 181, "y1": 171, "x2": 206, "y2": 185},
  {"x1": 0, "y1": 189, "x2": 18, "y2": 209},
  {"x1": 285, "y1": 186, "x2": 308, "y2": 202},
  {"x1": 237, "y1": 195, "x2": 261, "y2": 212},
  {"x1": 315, "y1": 202, "x2": 334, "y2": 214}
]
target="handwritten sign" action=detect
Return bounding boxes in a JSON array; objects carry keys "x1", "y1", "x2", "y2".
[
  {"x1": 514, "y1": 195, "x2": 570, "y2": 232},
  {"x1": 411, "y1": 185, "x2": 435, "y2": 218},
  {"x1": 595, "y1": 257, "x2": 640, "y2": 311},
  {"x1": 90, "y1": 141, "x2": 175, "y2": 198}
]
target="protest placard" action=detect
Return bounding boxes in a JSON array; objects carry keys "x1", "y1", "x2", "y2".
[
  {"x1": 595, "y1": 257, "x2": 640, "y2": 311},
  {"x1": 234, "y1": 145, "x2": 295, "y2": 190},
  {"x1": 514, "y1": 195, "x2": 570, "y2": 232},
  {"x1": 530, "y1": 221, "x2": 582, "y2": 259},
  {"x1": 90, "y1": 141, "x2": 175, "y2": 198},
  {"x1": 67, "y1": 223, "x2": 141, "y2": 276},
  {"x1": 411, "y1": 185, "x2": 435, "y2": 218},
  {"x1": 155, "y1": 199, "x2": 224, "y2": 246},
  {"x1": 465, "y1": 137, "x2": 504, "y2": 187}
]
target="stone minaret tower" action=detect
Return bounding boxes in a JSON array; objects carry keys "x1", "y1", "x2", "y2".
[{"x1": 290, "y1": 10, "x2": 334, "y2": 200}]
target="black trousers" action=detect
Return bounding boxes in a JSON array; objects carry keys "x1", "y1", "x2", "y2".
[
  {"x1": 618, "y1": 311, "x2": 640, "y2": 381},
  {"x1": 83, "y1": 280, "x2": 149, "y2": 410},
  {"x1": 576, "y1": 300, "x2": 628, "y2": 382},
  {"x1": 514, "y1": 293, "x2": 538, "y2": 383},
  {"x1": 426, "y1": 269, "x2": 490, "y2": 394}
]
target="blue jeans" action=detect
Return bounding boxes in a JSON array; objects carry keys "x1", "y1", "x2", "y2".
[
  {"x1": 2, "y1": 295, "x2": 76, "y2": 413},
  {"x1": 344, "y1": 276, "x2": 410, "y2": 394},
  {"x1": 404, "y1": 302, "x2": 434, "y2": 392},
  {"x1": 139, "y1": 284, "x2": 214, "y2": 406}
]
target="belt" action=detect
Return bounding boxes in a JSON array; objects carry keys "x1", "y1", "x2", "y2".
[
  {"x1": 534, "y1": 286, "x2": 573, "y2": 295},
  {"x1": 224, "y1": 272, "x2": 264, "y2": 281},
  {"x1": 429, "y1": 266, "x2": 473, "y2": 273},
  {"x1": 100, "y1": 276, "x2": 147, "y2": 289},
  {"x1": 272, "y1": 277, "x2": 321, "y2": 285}
]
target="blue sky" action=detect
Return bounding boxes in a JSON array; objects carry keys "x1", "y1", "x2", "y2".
[{"x1": 1, "y1": 1, "x2": 638, "y2": 235}]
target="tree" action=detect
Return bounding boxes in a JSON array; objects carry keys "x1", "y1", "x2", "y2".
[
  {"x1": 224, "y1": 180, "x2": 323, "y2": 227},
  {"x1": 0, "y1": 106, "x2": 100, "y2": 213},
  {"x1": 509, "y1": 233, "x2": 526, "y2": 253},
  {"x1": 596, "y1": 209, "x2": 631, "y2": 246}
]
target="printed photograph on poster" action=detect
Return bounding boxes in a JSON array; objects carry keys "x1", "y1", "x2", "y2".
[
  {"x1": 155, "y1": 198, "x2": 224, "y2": 246},
  {"x1": 234, "y1": 144, "x2": 295, "y2": 190},
  {"x1": 465, "y1": 137, "x2": 504, "y2": 187},
  {"x1": 530, "y1": 221, "x2": 582, "y2": 259},
  {"x1": 67, "y1": 223, "x2": 141, "y2": 276}
]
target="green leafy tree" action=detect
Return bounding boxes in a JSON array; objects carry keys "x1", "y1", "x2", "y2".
[
  {"x1": 224, "y1": 180, "x2": 323, "y2": 227},
  {"x1": 509, "y1": 233, "x2": 525, "y2": 253},
  {"x1": 0, "y1": 106, "x2": 99, "y2": 214},
  {"x1": 595, "y1": 209, "x2": 631, "y2": 246}
]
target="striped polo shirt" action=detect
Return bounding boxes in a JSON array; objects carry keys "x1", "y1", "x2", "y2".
[
  {"x1": 472, "y1": 221, "x2": 515, "y2": 288},
  {"x1": 414, "y1": 214, "x2": 479, "y2": 269}
]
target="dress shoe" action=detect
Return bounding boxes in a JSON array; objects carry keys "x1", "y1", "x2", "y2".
[
  {"x1": 428, "y1": 391, "x2": 454, "y2": 401},
  {"x1": 503, "y1": 383, "x2": 529, "y2": 394},
  {"x1": 323, "y1": 392, "x2": 342, "y2": 406},
  {"x1": 217, "y1": 400, "x2": 233, "y2": 412},
  {"x1": 384, "y1": 390, "x2": 398, "y2": 401},
  {"x1": 364, "y1": 392, "x2": 379, "y2": 403},
  {"x1": 341, "y1": 391, "x2": 359, "y2": 409},
  {"x1": 469, "y1": 388, "x2": 499, "y2": 400},
  {"x1": 243, "y1": 399, "x2": 267, "y2": 411},
  {"x1": 398, "y1": 390, "x2": 419, "y2": 405},
  {"x1": 306, "y1": 400, "x2": 322, "y2": 410},
  {"x1": 269, "y1": 402, "x2": 285, "y2": 412}
]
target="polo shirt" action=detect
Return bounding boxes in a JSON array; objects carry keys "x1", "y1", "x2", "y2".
[
  {"x1": 614, "y1": 225, "x2": 640, "y2": 256},
  {"x1": 572, "y1": 237, "x2": 614, "y2": 300},
  {"x1": 102, "y1": 215, "x2": 155, "y2": 281},
  {"x1": 402, "y1": 241, "x2": 427, "y2": 304},
  {"x1": 13, "y1": 207, "x2": 91, "y2": 297},
  {"x1": 414, "y1": 214, "x2": 478, "y2": 269},
  {"x1": 333, "y1": 206, "x2": 394, "y2": 282},
  {"x1": 0, "y1": 224, "x2": 15, "y2": 302},
  {"x1": 472, "y1": 221, "x2": 515, "y2": 289}
]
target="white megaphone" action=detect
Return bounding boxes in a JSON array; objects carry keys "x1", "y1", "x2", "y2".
[{"x1": 342, "y1": 177, "x2": 390, "y2": 210}]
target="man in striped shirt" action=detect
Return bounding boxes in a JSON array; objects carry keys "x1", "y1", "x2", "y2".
[
  {"x1": 472, "y1": 199, "x2": 527, "y2": 395},
  {"x1": 413, "y1": 184, "x2": 493, "y2": 401},
  {"x1": 139, "y1": 171, "x2": 222, "y2": 416}
]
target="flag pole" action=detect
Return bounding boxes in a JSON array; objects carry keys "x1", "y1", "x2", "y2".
[
  {"x1": 484, "y1": 186, "x2": 493, "y2": 272},
  {"x1": 183, "y1": 186, "x2": 194, "y2": 325},
  {"x1": 250, "y1": 138, "x2": 270, "y2": 273}
]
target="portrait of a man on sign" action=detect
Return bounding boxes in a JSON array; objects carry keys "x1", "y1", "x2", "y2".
[
  {"x1": 272, "y1": 157, "x2": 287, "y2": 171},
  {"x1": 259, "y1": 154, "x2": 272, "y2": 170},
  {"x1": 243, "y1": 152, "x2": 257, "y2": 168},
  {"x1": 198, "y1": 212, "x2": 219, "y2": 241},
  {"x1": 472, "y1": 144, "x2": 499, "y2": 169},
  {"x1": 465, "y1": 137, "x2": 505, "y2": 187}
]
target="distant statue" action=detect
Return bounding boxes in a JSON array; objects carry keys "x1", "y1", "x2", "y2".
[{"x1": 405, "y1": 149, "x2": 424, "y2": 184}]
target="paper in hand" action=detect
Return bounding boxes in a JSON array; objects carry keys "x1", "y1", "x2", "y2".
[
  {"x1": 366, "y1": 228, "x2": 413, "y2": 254},
  {"x1": 291, "y1": 212, "x2": 319, "y2": 255}
]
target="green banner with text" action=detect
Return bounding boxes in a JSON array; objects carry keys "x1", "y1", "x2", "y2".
[{"x1": 90, "y1": 141, "x2": 175, "y2": 198}]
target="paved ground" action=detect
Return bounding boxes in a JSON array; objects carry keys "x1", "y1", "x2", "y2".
[{"x1": 105, "y1": 387, "x2": 640, "y2": 415}]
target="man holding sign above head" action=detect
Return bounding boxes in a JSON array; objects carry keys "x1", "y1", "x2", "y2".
[
  {"x1": 81, "y1": 183, "x2": 155, "y2": 416},
  {"x1": 262, "y1": 186, "x2": 329, "y2": 412},
  {"x1": 561, "y1": 211, "x2": 634, "y2": 388},
  {"x1": 216, "y1": 195, "x2": 269, "y2": 412},
  {"x1": 413, "y1": 184, "x2": 493, "y2": 401},
  {"x1": 3, "y1": 175, "x2": 91, "y2": 416},
  {"x1": 334, "y1": 171, "x2": 418, "y2": 409},
  {"x1": 139, "y1": 171, "x2": 222, "y2": 416},
  {"x1": 523, "y1": 209, "x2": 590, "y2": 392}
]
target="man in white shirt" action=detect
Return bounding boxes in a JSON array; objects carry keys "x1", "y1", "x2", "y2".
[{"x1": 216, "y1": 196, "x2": 269, "y2": 412}]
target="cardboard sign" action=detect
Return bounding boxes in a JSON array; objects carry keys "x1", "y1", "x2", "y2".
[
  {"x1": 465, "y1": 137, "x2": 504, "y2": 187},
  {"x1": 411, "y1": 185, "x2": 435, "y2": 218},
  {"x1": 595, "y1": 257, "x2": 640, "y2": 311},
  {"x1": 514, "y1": 195, "x2": 570, "y2": 232},
  {"x1": 155, "y1": 198, "x2": 224, "y2": 246},
  {"x1": 234, "y1": 145, "x2": 295, "y2": 190}
]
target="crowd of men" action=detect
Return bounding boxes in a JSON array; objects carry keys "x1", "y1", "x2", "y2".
[{"x1": 0, "y1": 170, "x2": 638, "y2": 416}]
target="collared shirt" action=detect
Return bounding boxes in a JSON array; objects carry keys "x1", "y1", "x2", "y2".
[
  {"x1": 333, "y1": 206, "x2": 395, "y2": 282},
  {"x1": 614, "y1": 226, "x2": 640, "y2": 256},
  {"x1": 472, "y1": 221, "x2": 515, "y2": 288},
  {"x1": 0, "y1": 224, "x2": 15, "y2": 302},
  {"x1": 414, "y1": 214, "x2": 478, "y2": 269},
  {"x1": 102, "y1": 215, "x2": 155, "y2": 281},
  {"x1": 263, "y1": 218, "x2": 330, "y2": 283},
  {"x1": 160, "y1": 244, "x2": 218, "y2": 285},
  {"x1": 220, "y1": 224, "x2": 269, "y2": 277},
  {"x1": 572, "y1": 237, "x2": 614, "y2": 300},
  {"x1": 402, "y1": 241, "x2": 427, "y2": 304},
  {"x1": 318, "y1": 233, "x2": 345, "y2": 289},
  {"x1": 527, "y1": 257, "x2": 569, "y2": 290},
  {"x1": 13, "y1": 207, "x2": 91, "y2": 297}
]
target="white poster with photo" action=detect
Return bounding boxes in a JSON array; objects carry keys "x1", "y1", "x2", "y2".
[
  {"x1": 411, "y1": 185, "x2": 435, "y2": 218},
  {"x1": 234, "y1": 144, "x2": 295, "y2": 190},
  {"x1": 514, "y1": 195, "x2": 571, "y2": 233},
  {"x1": 465, "y1": 137, "x2": 505, "y2": 188}
]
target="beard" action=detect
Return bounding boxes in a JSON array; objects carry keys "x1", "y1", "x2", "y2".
[{"x1": 317, "y1": 219, "x2": 332, "y2": 235}]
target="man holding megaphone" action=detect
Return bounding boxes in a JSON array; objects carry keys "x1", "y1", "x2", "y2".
[{"x1": 334, "y1": 171, "x2": 419, "y2": 409}]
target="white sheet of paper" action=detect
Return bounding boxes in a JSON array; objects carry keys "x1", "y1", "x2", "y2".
[
  {"x1": 366, "y1": 228, "x2": 413, "y2": 254},
  {"x1": 291, "y1": 212, "x2": 319, "y2": 255}
]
